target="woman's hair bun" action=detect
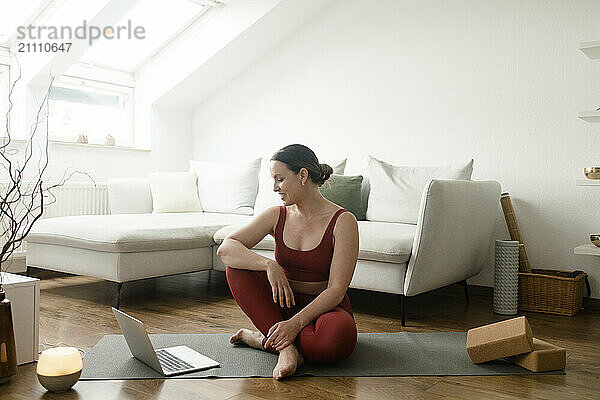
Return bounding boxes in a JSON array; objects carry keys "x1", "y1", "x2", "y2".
[{"x1": 319, "y1": 163, "x2": 333, "y2": 185}]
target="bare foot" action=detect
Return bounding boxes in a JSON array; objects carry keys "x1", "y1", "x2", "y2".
[
  {"x1": 273, "y1": 344, "x2": 304, "y2": 380},
  {"x1": 229, "y1": 328, "x2": 265, "y2": 350}
]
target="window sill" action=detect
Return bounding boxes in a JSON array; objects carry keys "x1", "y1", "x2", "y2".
[
  {"x1": 49, "y1": 140, "x2": 150, "y2": 152},
  {"x1": 0, "y1": 137, "x2": 29, "y2": 143}
]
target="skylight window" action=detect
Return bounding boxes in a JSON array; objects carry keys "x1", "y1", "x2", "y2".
[
  {"x1": 81, "y1": 0, "x2": 211, "y2": 72},
  {"x1": 1, "y1": 0, "x2": 111, "y2": 45},
  {"x1": 41, "y1": 0, "x2": 110, "y2": 35}
]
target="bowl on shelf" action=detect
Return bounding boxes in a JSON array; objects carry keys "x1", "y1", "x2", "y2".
[
  {"x1": 584, "y1": 167, "x2": 600, "y2": 180},
  {"x1": 591, "y1": 234, "x2": 600, "y2": 247}
]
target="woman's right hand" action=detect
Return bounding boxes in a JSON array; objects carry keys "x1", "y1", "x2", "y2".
[{"x1": 266, "y1": 262, "x2": 295, "y2": 308}]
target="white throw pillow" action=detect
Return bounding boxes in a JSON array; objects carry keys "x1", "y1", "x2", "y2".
[
  {"x1": 253, "y1": 158, "x2": 347, "y2": 214},
  {"x1": 366, "y1": 156, "x2": 474, "y2": 224},
  {"x1": 189, "y1": 158, "x2": 261, "y2": 215},
  {"x1": 108, "y1": 178, "x2": 153, "y2": 214},
  {"x1": 149, "y1": 172, "x2": 202, "y2": 213}
]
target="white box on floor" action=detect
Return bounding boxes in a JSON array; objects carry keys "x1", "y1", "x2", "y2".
[{"x1": 1, "y1": 272, "x2": 40, "y2": 365}]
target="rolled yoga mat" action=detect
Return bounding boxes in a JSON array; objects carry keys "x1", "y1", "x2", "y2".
[{"x1": 80, "y1": 332, "x2": 564, "y2": 380}]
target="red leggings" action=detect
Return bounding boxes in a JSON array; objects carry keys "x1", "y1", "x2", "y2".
[{"x1": 226, "y1": 266, "x2": 357, "y2": 363}]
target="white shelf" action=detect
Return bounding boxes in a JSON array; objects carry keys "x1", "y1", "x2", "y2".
[
  {"x1": 576, "y1": 178, "x2": 600, "y2": 186},
  {"x1": 580, "y1": 41, "x2": 600, "y2": 59},
  {"x1": 577, "y1": 110, "x2": 600, "y2": 122},
  {"x1": 574, "y1": 244, "x2": 600, "y2": 256}
]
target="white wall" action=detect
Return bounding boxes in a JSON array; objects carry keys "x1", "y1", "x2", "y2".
[
  {"x1": 191, "y1": 0, "x2": 600, "y2": 296},
  {"x1": 134, "y1": 0, "x2": 282, "y2": 148}
]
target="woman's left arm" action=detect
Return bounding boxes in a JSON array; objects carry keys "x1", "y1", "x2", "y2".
[{"x1": 264, "y1": 212, "x2": 359, "y2": 351}]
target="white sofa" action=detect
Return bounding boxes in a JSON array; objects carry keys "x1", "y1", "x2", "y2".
[{"x1": 25, "y1": 176, "x2": 500, "y2": 325}]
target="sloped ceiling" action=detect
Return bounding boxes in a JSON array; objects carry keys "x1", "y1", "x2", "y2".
[{"x1": 154, "y1": 0, "x2": 335, "y2": 110}]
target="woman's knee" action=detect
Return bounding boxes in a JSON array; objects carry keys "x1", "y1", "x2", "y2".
[
  {"x1": 298, "y1": 312, "x2": 357, "y2": 362},
  {"x1": 300, "y1": 334, "x2": 356, "y2": 363},
  {"x1": 328, "y1": 318, "x2": 357, "y2": 361}
]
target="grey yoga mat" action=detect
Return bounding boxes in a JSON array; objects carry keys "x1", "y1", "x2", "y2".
[{"x1": 80, "y1": 332, "x2": 563, "y2": 379}]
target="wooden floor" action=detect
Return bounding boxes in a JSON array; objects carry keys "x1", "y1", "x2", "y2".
[{"x1": 1, "y1": 269, "x2": 599, "y2": 400}]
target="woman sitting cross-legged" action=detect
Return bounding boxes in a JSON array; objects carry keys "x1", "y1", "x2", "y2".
[{"x1": 216, "y1": 144, "x2": 359, "y2": 380}]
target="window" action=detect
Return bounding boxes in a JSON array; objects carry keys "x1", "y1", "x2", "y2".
[
  {"x1": 0, "y1": 64, "x2": 9, "y2": 136},
  {"x1": 80, "y1": 0, "x2": 213, "y2": 72},
  {"x1": 49, "y1": 78, "x2": 133, "y2": 147}
]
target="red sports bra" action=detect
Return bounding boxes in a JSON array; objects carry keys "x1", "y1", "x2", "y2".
[{"x1": 274, "y1": 205, "x2": 349, "y2": 282}]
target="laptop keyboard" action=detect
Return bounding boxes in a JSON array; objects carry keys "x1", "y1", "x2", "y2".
[{"x1": 156, "y1": 349, "x2": 194, "y2": 373}]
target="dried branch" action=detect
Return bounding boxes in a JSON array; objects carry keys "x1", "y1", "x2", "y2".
[{"x1": 0, "y1": 55, "x2": 95, "y2": 285}]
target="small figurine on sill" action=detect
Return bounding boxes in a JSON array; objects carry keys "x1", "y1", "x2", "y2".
[
  {"x1": 105, "y1": 134, "x2": 115, "y2": 146},
  {"x1": 76, "y1": 134, "x2": 88, "y2": 144}
]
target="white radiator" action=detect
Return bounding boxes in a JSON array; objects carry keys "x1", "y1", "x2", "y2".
[{"x1": 42, "y1": 183, "x2": 109, "y2": 219}]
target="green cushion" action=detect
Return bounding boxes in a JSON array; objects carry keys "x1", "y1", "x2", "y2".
[{"x1": 320, "y1": 174, "x2": 365, "y2": 220}]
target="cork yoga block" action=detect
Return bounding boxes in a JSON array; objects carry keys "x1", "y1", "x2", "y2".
[
  {"x1": 509, "y1": 338, "x2": 566, "y2": 372},
  {"x1": 466, "y1": 316, "x2": 534, "y2": 364}
]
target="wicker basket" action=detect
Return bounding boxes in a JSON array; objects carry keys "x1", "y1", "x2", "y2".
[{"x1": 518, "y1": 269, "x2": 590, "y2": 316}]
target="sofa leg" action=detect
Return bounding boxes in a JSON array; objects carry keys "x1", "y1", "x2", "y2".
[
  {"x1": 115, "y1": 282, "x2": 123, "y2": 309},
  {"x1": 206, "y1": 270, "x2": 212, "y2": 294},
  {"x1": 459, "y1": 280, "x2": 469, "y2": 303},
  {"x1": 398, "y1": 294, "x2": 406, "y2": 327}
]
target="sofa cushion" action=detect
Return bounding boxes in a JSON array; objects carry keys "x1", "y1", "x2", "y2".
[
  {"x1": 26, "y1": 213, "x2": 252, "y2": 253},
  {"x1": 149, "y1": 172, "x2": 202, "y2": 213},
  {"x1": 319, "y1": 174, "x2": 365, "y2": 220},
  {"x1": 189, "y1": 158, "x2": 261, "y2": 215},
  {"x1": 366, "y1": 156, "x2": 474, "y2": 224},
  {"x1": 108, "y1": 178, "x2": 153, "y2": 214},
  {"x1": 356, "y1": 221, "x2": 415, "y2": 263},
  {"x1": 214, "y1": 220, "x2": 415, "y2": 264}
]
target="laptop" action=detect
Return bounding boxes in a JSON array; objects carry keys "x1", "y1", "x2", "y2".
[{"x1": 112, "y1": 307, "x2": 220, "y2": 376}]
